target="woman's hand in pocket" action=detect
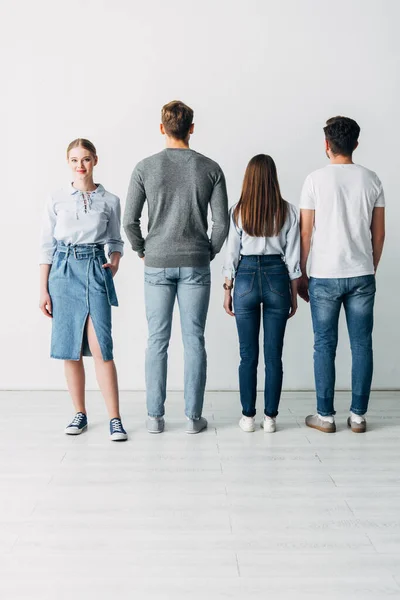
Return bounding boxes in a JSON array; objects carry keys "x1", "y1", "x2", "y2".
[{"x1": 102, "y1": 263, "x2": 118, "y2": 278}]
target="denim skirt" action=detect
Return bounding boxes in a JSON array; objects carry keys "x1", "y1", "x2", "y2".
[{"x1": 48, "y1": 242, "x2": 118, "y2": 361}]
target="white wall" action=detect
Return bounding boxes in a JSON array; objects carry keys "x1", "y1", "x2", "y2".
[{"x1": 0, "y1": 0, "x2": 398, "y2": 390}]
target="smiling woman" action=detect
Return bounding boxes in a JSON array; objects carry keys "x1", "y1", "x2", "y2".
[{"x1": 38, "y1": 138, "x2": 128, "y2": 442}]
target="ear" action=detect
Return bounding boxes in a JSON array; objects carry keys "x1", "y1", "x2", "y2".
[
  {"x1": 160, "y1": 123, "x2": 165, "y2": 135},
  {"x1": 325, "y1": 138, "x2": 330, "y2": 153},
  {"x1": 94, "y1": 155, "x2": 98, "y2": 166},
  {"x1": 189, "y1": 123, "x2": 194, "y2": 134},
  {"x1": 354, "y1": 140, "x2": 359, "y2": 150}
]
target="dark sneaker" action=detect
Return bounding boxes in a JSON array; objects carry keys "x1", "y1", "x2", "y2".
[
  {"x1": 65, "y1": 412, "x2": 88, "y2": 435},
  {"x1": 110, "y1": 418, "x2": 128, "y2": 441},
  {"x1": 347, "y1": 414, "x2": 367, "y2": 433},
  {"x1": 305, "y1": 414, "x2": 336, "y2": 433},
  {"x1": 185, "y1": 416, "x2": 208, "y2": 434}
]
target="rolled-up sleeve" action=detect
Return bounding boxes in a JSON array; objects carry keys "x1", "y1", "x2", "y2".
[
  {"x1": 39, "y1": 195, "x2": 57, "y2": 264},
  {"x1": 285, "y1": 205, "x2": 301, "y2": 280},
  {"x1": 222, "y1": 207, "x2": 242, "y2": 279},
  {"x1": 106, "y1": 197, "x2": 124, "y2": 257}
]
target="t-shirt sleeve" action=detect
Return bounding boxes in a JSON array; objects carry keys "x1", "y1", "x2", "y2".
[
  {"x1": 374, "y1": 176, "x2": 385, "y2": 208},
  {"x1": 299, "y1": 175, "x2": 315, "y2": 209}
]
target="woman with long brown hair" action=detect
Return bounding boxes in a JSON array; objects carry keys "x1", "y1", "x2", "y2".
[{"x1": 223, "y1": 154, "x2": 301, "y2": 432}]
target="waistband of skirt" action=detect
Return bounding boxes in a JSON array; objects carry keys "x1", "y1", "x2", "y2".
[{"x1": 56, "y1": 242, "x2": 105, "y2": 257}]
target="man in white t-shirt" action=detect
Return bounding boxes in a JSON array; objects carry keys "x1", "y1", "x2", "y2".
[{"x1": 298, "y1": 116, "x2": 385, "y2": 433}]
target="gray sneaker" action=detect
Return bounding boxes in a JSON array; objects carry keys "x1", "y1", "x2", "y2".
[
  {"x1": 347, "y1": 415, "x2": 367, "y2": 433},
  {"x1": 185, "y1": 417, "x2": 208, "y2": 434},
  {"x1": 305, "y1": 414, "x2": 336, "y2": 433},
  {"x1": 146, "y1": 416, "x2": 165, "y2": 434}
]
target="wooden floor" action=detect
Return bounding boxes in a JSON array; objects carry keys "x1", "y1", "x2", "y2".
[{"x1": 1, "y1": 390, "x2": 400, "y2": 599}]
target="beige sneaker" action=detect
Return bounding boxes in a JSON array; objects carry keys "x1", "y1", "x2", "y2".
[
  {"x1": 305, "y1": 414, "x2": 336, "y2": 433},
  {"x1": 347, "y1": 414, "x2": 367, "y2": 433}
]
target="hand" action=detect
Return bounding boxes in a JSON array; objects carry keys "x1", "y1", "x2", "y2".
[
  {"x1": 223, "y1": 291, "x2": 235, "y2": 316},
  {"x1": 102, "y1": 263, "x2": 118, "y2": 278},
  {"x1": 288, "y1": 295, "x2": 298, "y2": 319},
  {"x1": 39, "y1": 291, "x2": 52, "y2": 318},
  {"x1": 297, "y1": 274, "x2": 310, "y2": 303}
]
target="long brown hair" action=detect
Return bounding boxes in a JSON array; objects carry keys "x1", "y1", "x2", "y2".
[{"x1": 234, "y1": 154, "x2": 287, "y2": 237}]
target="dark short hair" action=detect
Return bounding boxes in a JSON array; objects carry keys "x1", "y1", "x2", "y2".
[
  {"x1": 323, "y1": 116, "x2": 360, "y2": 156},
  {"x1": 161, "y1": 100, "x2": 194, "y2": 140}
]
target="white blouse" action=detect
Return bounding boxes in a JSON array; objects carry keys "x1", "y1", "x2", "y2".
[
  {"x1": 40, "y1": 183, "x2": 124, "y2": 264},
  {"x1": 222, "y1": 202, "x2": 301, "y2": 280}
]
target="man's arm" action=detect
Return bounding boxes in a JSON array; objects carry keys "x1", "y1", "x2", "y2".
[
  {"x1": 298, "y1": 209, "x2": 315, "y2": 302},
  {"x1": 209, "y1": 170, "x2": 229, "y2": 259},
  {"x1": 123, "y1": 166, "x2": 146, "y2": 258},
  {"x1": 371, "y1": 207, "x2": 385, "y2": 272}
]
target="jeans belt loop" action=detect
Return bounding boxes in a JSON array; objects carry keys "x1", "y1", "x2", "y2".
[
  {"x1": 65, "y1": 246, "x2": 70, "y2": 260},
  {"x1": 73, "y1": 246, "x2": 77, "y2": 259},
  {"x1": 92, "y1": 246, "x2": 96, "y2": 259}
]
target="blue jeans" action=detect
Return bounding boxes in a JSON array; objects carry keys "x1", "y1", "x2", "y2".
[
  {"x1": 309, "y1": 276, "x2": 376, "y2": 417},
  {"x1": 233, "y1": 255, "x2": 291, "y2": 418},
  {"x1": 144, "y1": 266, "x2": 211, "y2": 419}
]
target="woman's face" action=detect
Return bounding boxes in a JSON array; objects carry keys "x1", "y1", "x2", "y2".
[{"x1": 68, "y1": 146, "x2": 97, "y2": 180}]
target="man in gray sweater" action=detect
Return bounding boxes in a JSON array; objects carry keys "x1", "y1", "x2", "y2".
[{"x1": 124, "y1": 100, "x2": 229, "y2": 434}]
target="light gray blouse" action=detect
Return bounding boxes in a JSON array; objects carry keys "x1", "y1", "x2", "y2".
[{"x1": 40, "y1": 183, "x2": 124, "y2": 264}]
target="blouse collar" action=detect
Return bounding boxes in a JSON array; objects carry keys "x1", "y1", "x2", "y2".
[{"x1": 68, "y1": 183, "x2": 105, "y2": 196}]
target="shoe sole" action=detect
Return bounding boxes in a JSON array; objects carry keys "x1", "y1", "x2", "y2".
[
  {"x1": 147, "y1": 428, "x2": 164, "y2": 434},
  {"x1": 110, "y1": 433, "x2": 128, "y2": 441},
  {"x1": 65, "y1": 425, "x2": 87, "y2": 435},
  {"x1": 347, "y1": 417, "x2": 366, "y2": 433},
  {"x1": 306, "y1": 422, "x2": 336, "y2": 433}
]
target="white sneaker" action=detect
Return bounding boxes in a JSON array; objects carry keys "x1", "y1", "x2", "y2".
[
  {"x1": 239, "y1": 415, "x2": 256, "y2": 432},
  {"x1": 261, "y1": 415, "x2": 276, "y2": 433}
]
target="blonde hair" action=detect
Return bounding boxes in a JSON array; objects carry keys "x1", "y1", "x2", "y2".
[{"x1": 67, "y1": 138, "x2": 97, "y2": 158}]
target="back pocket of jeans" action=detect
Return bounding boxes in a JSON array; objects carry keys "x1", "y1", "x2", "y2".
[
  {"x1": 264, "y1": 272, "x2": 289, "y2": 297},
  {"x1": 144, "y1": 268, "x2": 165, "y2": 284},
  {"x1": 235, "y1": 271, "x2": 256, "y2": 297}
]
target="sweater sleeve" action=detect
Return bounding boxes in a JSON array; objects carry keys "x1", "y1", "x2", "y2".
[
  {"x1": 123, "y1": 164, "x2": 146, "y2": 258},
  {"x1": 209, "y1": 169, "x2": 229, "y2": 259},
  {"x1": 39, "y1": 195, "x2": 57, "y2": 264}
]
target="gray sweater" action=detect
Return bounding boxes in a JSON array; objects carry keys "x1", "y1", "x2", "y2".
[{"x1": 123, "y1": 148, "x2": 229, "y2": 267}]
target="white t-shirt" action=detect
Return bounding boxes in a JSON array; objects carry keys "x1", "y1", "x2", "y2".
[{"x1": 299, "y1": 164, "x2": 385, "y2": 278}]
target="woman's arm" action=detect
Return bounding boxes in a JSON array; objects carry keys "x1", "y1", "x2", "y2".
[
  {"x1": 104, "y1": 197, "x2": 124, "y2": 276},
  {"x1": 285, "y1": 205, "x2": 301, "y2": 317},
  {"x1": 39, "y1": 195, "x2": 57, "y2": 318},
  {"x1": 39, "y1": 264, "x2": 52, "y2": 318},
  {"x1": 222, "y1": 207, "x2": 241, "y2": 317}
]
